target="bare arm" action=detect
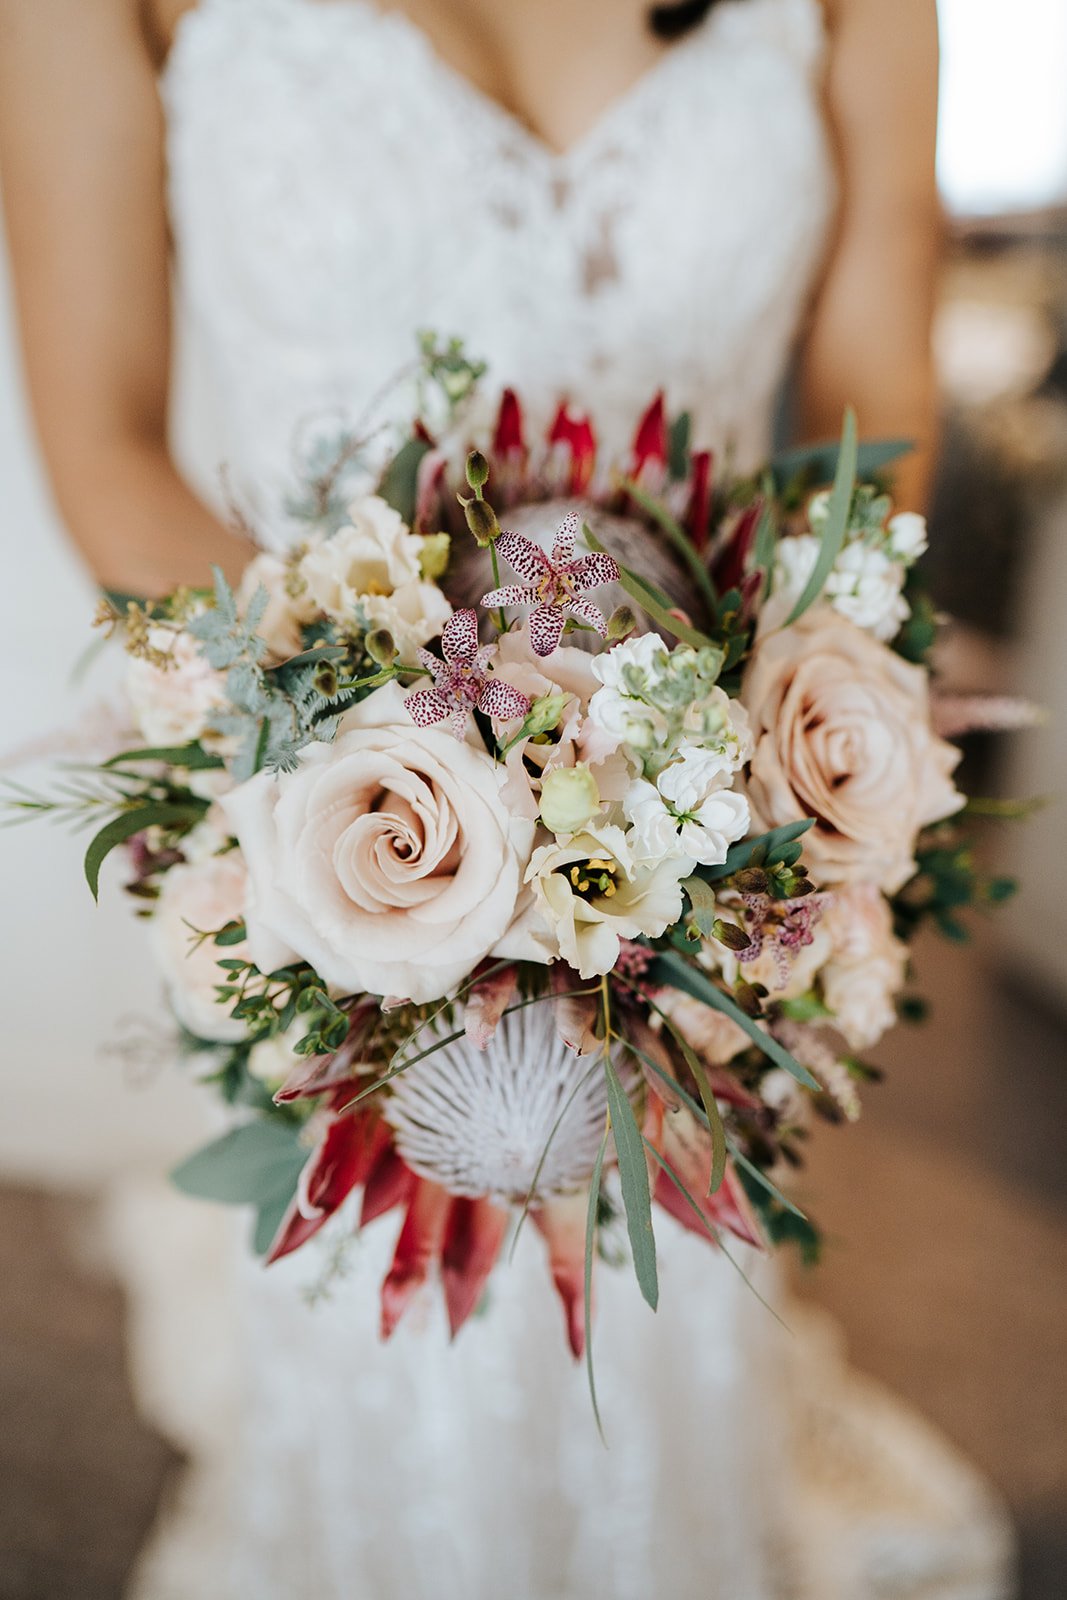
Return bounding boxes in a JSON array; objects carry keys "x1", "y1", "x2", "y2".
[
  {"x1": 0, "y1": 0, "x2": 249, "y2": 595},
  {"x1": 798, "y1": 0, "x2": 942, "y2": 510}
]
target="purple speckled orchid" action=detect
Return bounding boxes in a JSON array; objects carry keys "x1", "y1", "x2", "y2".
[
  {"x1": 480, "y1": 512, "x2": 620, "y2": 657},
  {"x1": 405, "y1": 609, "x2": 531, "y2": 738},
  {"x1": 738, "y1": 893, "x2": 829, "y2": 987}
]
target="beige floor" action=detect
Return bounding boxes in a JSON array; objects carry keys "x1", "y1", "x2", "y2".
[{"x1": 0, "y1": 929, "x2": 1064, "y2": 1599}]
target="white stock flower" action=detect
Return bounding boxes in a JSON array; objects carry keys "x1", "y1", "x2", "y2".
[
  {"x1": 126, "y1": 628, "x2": 226, "y2": 747},
  {"x1": 887, "y1": 512, "x2": 928, "y2": 563},
  {"x1": 624, "y1": 745, "x2": 750, "y2": 867},
  {"x1": 773, "y1": 534, "x2": 908, "y2": 642},
  {"x1": 524, "y1": 822, "x2": 691, "y2": 979},
  {"x1": 587, "y1": 633, "x2": 671, "y2": 752}
]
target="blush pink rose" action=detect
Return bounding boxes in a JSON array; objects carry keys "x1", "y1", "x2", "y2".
[{"x1": 742, "y1": 607, "x2": 963, "y2": 893}]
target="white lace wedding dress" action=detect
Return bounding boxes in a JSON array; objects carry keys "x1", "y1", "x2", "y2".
[{"x1": 111, "y1": 2, "x2": 1015, "y2": 1595}]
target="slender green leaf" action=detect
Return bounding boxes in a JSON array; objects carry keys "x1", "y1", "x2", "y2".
[
  {"x1": 84, "y1": 801, "x2": 204, "y2": 900},
  {"x1": 102, "y1": 744, "x2": 225, "y2": 772},
  {"x1": 621, "y1": 1033, "x2": 808, "y2": 1223},
  {"x1": 785, "y1": 408, "x2": 858, "y2": 624},
  {"x1": 654, "y1": 1006, "x2": 727, "y2": 1195},
  {"x1": 619, "y1": 478, "x2": 718, "y2": 616},
  {"x1": 649, "y1": 952, "x2": 820, "y2": 1089},
  {"x1": 682, "y1": 874, "x2": 719, "y2": 939},
  {"x1": 583, "y1": 526, "x2": 721, "y2": 653},
  {"x1": 604, "y1": 1058, "x2": 658, "y2": 1310},
  {"x1": 668, "y1": 410, "x2": 692, "y2": 479},
  {"x1": 584, "y1": 1128, "x2": 610, "y2": 1442}
]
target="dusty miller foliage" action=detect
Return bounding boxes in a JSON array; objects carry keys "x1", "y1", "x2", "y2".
[{"x1": 187, "y1": 570, "x2": 347, "y2": 779}]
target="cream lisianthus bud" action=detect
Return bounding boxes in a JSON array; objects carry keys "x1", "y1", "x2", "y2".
[{"x1": 539, "y1": 764, "x2": 600, "y2": 836}]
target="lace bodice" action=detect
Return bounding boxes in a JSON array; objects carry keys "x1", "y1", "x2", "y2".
[{"x1": 164, "y1": 0, "x2": 836, "y2": 541}]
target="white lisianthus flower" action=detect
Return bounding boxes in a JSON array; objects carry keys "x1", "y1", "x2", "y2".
[
  {"x1": 886, "y1": 511, "x2": 928, "y2": 563},
  {"x1": 298, "y1": 494, "x2": 451, "y2": 651},
  {"x1": 624, "y1": 745, "x2": 750, "y2": 867},
  {"x1": 524, "y1": 822, "x2": 692, "y2": 979},
  {"x1": 126, "y1": 628, "x2": 226, "y2": 747}
]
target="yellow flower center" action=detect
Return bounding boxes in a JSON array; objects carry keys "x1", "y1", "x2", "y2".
[{"x1": 566, "y1": 857, "x2": 620, "y2": 901}]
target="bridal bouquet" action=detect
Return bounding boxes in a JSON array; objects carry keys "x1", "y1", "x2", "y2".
[{"x1": 12, "y1": 340, "x2": 1022, "y2": 1387}]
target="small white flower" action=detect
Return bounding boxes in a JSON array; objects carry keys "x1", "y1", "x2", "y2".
[
  {"x1": 773, "y1": 536, "x2": 908, "y2": 642},
  {"x1": 886, "y1": 511, "x2": 928, "y2": 563},
  {"x1": 625, "y1": 745, "x2": 750, "y2": 867},
  {"x1": 825, "y1": 542, "x2": 909, "y2": 642}
]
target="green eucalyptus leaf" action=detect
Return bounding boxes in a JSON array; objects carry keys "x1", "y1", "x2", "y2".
[
  {"x1": 769, "y1": 435, "x2": 912, "y2": 493},
  {"x1": 377, "y1": 436, "x2": 432, "y2": 525},
  {"x1": 786, "y1": 408, "x2": 859, "y2": 624},
  {"x1": 604, "y1": 1058, "x2": 658, "y2": 1311},
  {"x1": 649, "y1": 952, "x2": 820, "y2": 1090},
  {"x1": 171, "y1": 1121, "x2": 307, "y2": 1209},
  {"x1": 584, "y1": 1128, "x2": 610, "y2": 1441}
]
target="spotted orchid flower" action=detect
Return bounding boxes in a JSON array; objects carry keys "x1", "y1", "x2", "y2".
[
  {"x1": 480, "y1": 512, "x2": 620, "y2": 657},
  {"x1": 405, "y1": 608, "x2": 530, "y2": 737}
]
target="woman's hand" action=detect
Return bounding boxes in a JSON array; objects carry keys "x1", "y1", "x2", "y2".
[
  {"x1": 0, "y1": 0, "x2": 249, "y2": 595},
  {"x1": 799, "y1": 0, "x2": 942, "y2": 511}
]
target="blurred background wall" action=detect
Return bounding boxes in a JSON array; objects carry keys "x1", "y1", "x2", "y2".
[{"x1": 0, "y1": 3, "x2": 1064, "y2": 1596}]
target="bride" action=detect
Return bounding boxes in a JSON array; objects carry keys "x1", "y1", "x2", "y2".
[{"x1": 0, "y1": 1, "x2": 1013, "y2": 1596}]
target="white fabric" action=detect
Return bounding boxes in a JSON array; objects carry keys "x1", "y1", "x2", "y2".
[{"x1": 114, "y1": 1, "x2": 1016, "y2": 1594}]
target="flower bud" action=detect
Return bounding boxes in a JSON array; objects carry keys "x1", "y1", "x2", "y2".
[
  {"x1": 418, "y1": 532, "x2": 451, "y2": 582},
  {"x1": 365, "y1": 628, "x2": 397, "y2": 666},
  {"x1": 313, "y1": 660, "x2": 340, "y2": 698},
  {"x1": 539, "y1": 764, "x2": 600, "y2": 836},
  {"x1": 606, "y1": 605, "x2": 637, "y2": 641},
  {"x1": 464, "y1": 497, "x2": 500, "y2": 547},
  {"x1": 521, "y1": 692, "x2": 570, "y2": 739},
  {"x1": 465, "y1": 450, "x2": 490, "y2": 492},
  {"x1": 731, "y1": 867, "x2": 769, "y2": 895},
  {"x1": 734, "y1": 980, "x2": 764, "y2": 1019},
  {"x1": 712, "y1": 918, "x2": 753, "y2": 953}
]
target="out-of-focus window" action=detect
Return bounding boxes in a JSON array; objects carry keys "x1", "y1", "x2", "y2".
[{"x1": 937, "y1": 0, "x2": 1067, "y2": 216}]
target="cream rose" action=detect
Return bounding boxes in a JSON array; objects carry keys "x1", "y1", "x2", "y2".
[
  {"x1": 151, "y1": 838, "x2": 248, "y2": 1042},
  {"x1": 742, "y1": 607, "x2": 963, "y2": 893},
  {"x1": 219, "y1": 682, "x2": 536, "y2": 1006}
]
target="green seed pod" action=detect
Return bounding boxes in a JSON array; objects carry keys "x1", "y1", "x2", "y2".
[
  {"x1": 464, "y1": 497, "x2": 500, "y2": 547},
  {"x1": 606, "y1": 605, "x2": 637, "y2": 641},
  {"x1": 365, "y1": 628, "x2": 397, "y2": 666},
  {"x1": 465, "y1": 450, "x2": 490, "y2": 492}
]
